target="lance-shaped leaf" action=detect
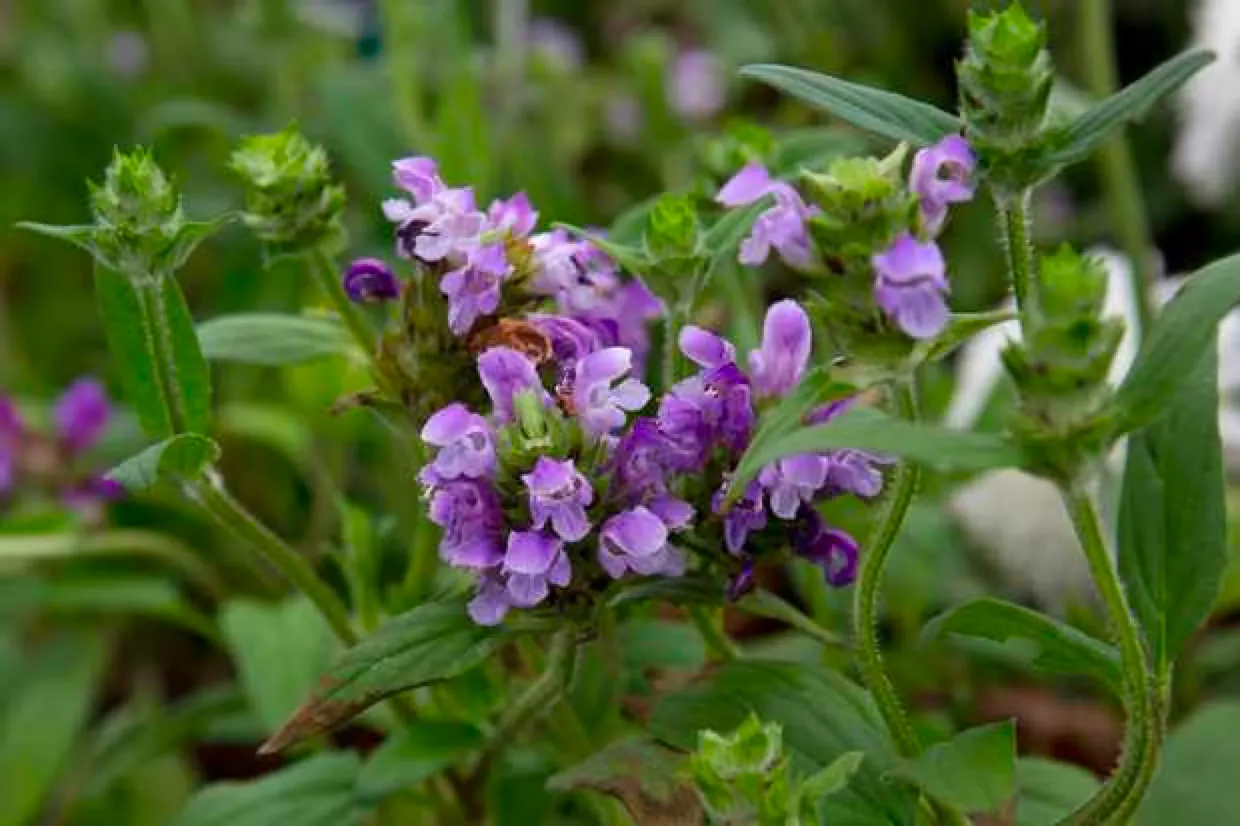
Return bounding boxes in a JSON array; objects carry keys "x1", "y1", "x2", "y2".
[
  {"x1": 924, "y1": 598, "x2": 1122, "y2": 695},
  {"x1": 739, "y1": 64, "x2": 961, "y2": 146},
  {"x1": 173, "y1": 754, "x2": 368, "y2": 826},
  {"x1": 107, "y1": 434, "x2": 221, "y2": 492},
  {"x1": 1044, "y1": 49, "x2": 1215, "y2": 168},
  {"x1": 198, "y1": 314, "x2": 355, "y2": 366},
  {"x1": 261, "y1": 598, "x2": 510, "y2": 753},
  {"x1": 901, "y1": 722, "x2": 1016, "y2": 815}
]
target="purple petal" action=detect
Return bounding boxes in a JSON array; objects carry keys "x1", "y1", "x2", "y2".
[
  {"x1": 343, "y1": 257, "x2": 400, "y2": 304},
  {"x1": 478, "y1": 347, "x2": 548, "y2": 420},
  {"x1": 422, "y1": 403, "x2": 476, "y2": 446},
  {"x1": 504, "y1": 531, "x2": 563, "y2": 576},
  {"x1": 487, "y1": 192, "x2": 538, "y2": 237},
  {"x1": 576, "y1": 347, "x2": 631, "y2": 386},
  {"x1": 748, "y1": 300, "x2": 812, "y2": 398},
  {"x1": 468, "y1": 577, "x2": 512, "y2": 625},
  {"x1": 55, "y1": 379, "x2": 110, "y2": 454},
  {"x1": 601, "y1": 507, "x2": 667, "y2": 558},
  {"x1": 506, "y1": 574, "x2": 550, "y2": 607},
  {"x1": 648, "y1": 495, "x2": 694, "y2": 531},
  {"x1": 393, "y1": 156, "x2": 443, "y2": 203},
  {"x1": 679, "y1": 326, "x2": 736, "y2": 369},
  {"x1": 717, "y1": 163, "x2": 774, "y2": 207}
]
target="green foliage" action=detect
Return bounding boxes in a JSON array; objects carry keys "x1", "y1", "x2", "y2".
[
  {"x1": 358, "y1": 720, "x2": 484, "y2": 802},
  {"x1": 1015, "y1": 759, "x2": 1100, "y2": 826},
  {"x1": 197, "y1": 314, "x2": 355, "y2": 366},
  {"x1": 900, "y1": 721, "x2": 1016, "y2": 815},
  {"x1": 548, "y1": 736, "x2": 701, "y2": 823},
  {"x1": 107, "y1": 434, "x2": 220, "y2": 491},
  {"x1": 1137, "y1": 702, "x2": 1240, "y2": 825},
  {"x1": 174, "y1": 754, "x2": 369, "y2": 826}
]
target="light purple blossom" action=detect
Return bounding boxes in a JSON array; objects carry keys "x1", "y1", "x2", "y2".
[
  {"x1": 441, "y1": 243, "x2": 512, "y2": 335},
  {"x1": 532, "y1": 232, "x2": 621, "y2": 314},
  {"x1": 478, "y1": 347, "x2": 550, "y2": 421},
  {"x1": 384, "y1": 187, "x2": 485, "y2": 264},
  {"x1": 530, "y1": 314, "x2": 603, "y2": 370},
  {"x1": 669, "y1": 49, "x2": 726, "y2": 121},
  {"x1": 469, "y1": 574, "x2": 512, "y2": 625},
  {"x1": 502, "y1": 531, "x2": 571, "y2": 607},
  {"x1": 573, "y1": 347, "x2": 650, "y2": 437},
  {"x1": 647, "y1": 494, "x2": 694, "y2": 532},
  {"x1": 758, "y1": 454, "x2": 830, "y2": 520},
  {"x1": 428, "y1": 479, "x2": 505, "y2": 570},
  {"x1": 611, "y1": 418, "x2": 670, "y2": 500},
  {"x1": 487, "y1": 192, "x2": 538, "y2": 238},
  {"x1": 343, "y1": 258, "x2": 400, "y2": 304},
  {"x1": 523, "y1": 457, "x2": 594, "y2": 542},
  {"x1": 910, "y1": 135, "x2": 976, "y2": 237},
  {"x1": 747, "y1": 300, "x2": 811, "y2": 399},
  {"x1": 680, "y1": 325, "x2": 736, "y2": 369},
  {"x1": 716, "y1": 164, "x2": 815, "y2": 268},
  {"x1": 872, "y1": 232, "x2": 950, "y2": 340},
  {"x1": 713, "y1": 481, "x2": 768, "y2": 555},
  {"x1": 598, "y1": 506, "x2": 686, "y2": 578},
  {"x1": 578, "y1": 278, "x2": 664, "y2": 370},
  {"x1": 392, "y1": 156, "x2": 443, "y2": 203},
  {"x1": 55, "y1": 379, "x2": 110, "y2": 455},
  {"x1": 824, "y1": 450, "x2": 888, "y2": 498},
  {"x1": 421, "y1": 403, "x2": 496, "y2": 481}
]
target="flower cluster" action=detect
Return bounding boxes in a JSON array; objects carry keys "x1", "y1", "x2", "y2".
[
  {"x1": 420, "y1": 297, "x2": 887, "y2": 625},
  {"x1": 0, "y1": 379, "x2": 123, "y2": 520},
  {"x1": 716, "y1": 134, "x2": 977, "y2": 341}
]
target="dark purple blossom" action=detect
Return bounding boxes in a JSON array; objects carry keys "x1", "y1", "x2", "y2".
[
  {"x1": 343, "y1": 258, "x2": 400, "y2": 304},
  {"x1": 522, "y1": 457, "x2": 593, "y2": 542},
  {"x1": 758, "y1": 454, "x2": 830, "y2": 519},
  {"x1": 611, "y1": 418, "x2": 670, "y2": 500},
  {"x1": 502, "y1": 531, "x2": 571, "y2": 607},
  {"x1": 727, "y1": 558, "x2": 757, "y2": 600},
  {"x1": 712, "y1": 481, "x2": 768, "y2": 555},
  {"x1": 572, "y1": 347, "x2": 650, "y2": 438},
  {"x1": 530, "y1": 314, "x2": 603, "y2": 371},
  {"x1": 420, "y1": 403, "x2": 496, "y2": 481},
  {"x1": 796, "y1": 510, "x2": 860, "y2": 587},
  {"x1": 55, "y1": 379, "x2": 110, "y2": 455},
  {"x1": 598, "y1": 506, "x2": 686, "y2": 578},
  {"x1": 478, "y1": 347, "x2": 550, "y2": 421},
  {"x1": 910, "y1": 135, "x2": 976, "y2": 237},
  {"x1": 872, "y1": 232, "x2": 950, "y2": 340}
]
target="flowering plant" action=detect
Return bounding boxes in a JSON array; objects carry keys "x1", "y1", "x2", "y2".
[{"x1": 12, "y1": 3, "x2": 1240, "y2": 824}]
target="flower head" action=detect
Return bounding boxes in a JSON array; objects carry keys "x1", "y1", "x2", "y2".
[
  {"x1": 572, "y1": 348, "x2": 650, "y2": 438},
  {"x1": 55, "y1": 379, "x2": 111, "y2": 455},
  {"x1": 502, "y1": 531, "x2": 571, "y2": 607},
  {"x1": 598, "y1": 506, "x2": 686, "y2": 578},
  {"x1": 522, "y1": 457, "x2": 594, "y2": 542},
  {"x1": 478, "y1": 347, "x2": 550, "y2": 421},
  {"x1": 343, "y1": 257, "x2": 400, "y2": 304},
  {"x1": 910, "y1": 135, "x2": 977, "y2": 236},
  {"x1": 611, "y1": 418, "x2": 671, "y2": 501},
  {"x1": 758, "y1": 454, "x2": 830, "y2": 520},
  {"x1": 872, "y1": 233, "x2": 950, "y2": 340},
  {"x1": 421, "y1": 403, "x2": 496, "y2": 481}
]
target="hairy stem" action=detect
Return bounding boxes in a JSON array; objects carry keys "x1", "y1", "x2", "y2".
[
  {"x1": 1057, "y1": 482, "x2": 1159, "y2": 826},
  {"x1": 1078, "y1": 0, "x2": 1157, "y2": 333},
  {"x1": 190, "y1": 474, "x2": 358, "y2": 646},
  {"x1": 852, "y1": 380, "x2": 921, "y2": 758},
  {"x1": 995, "y1": 191, "x2": 1038, "y2": 318},
  {"x1": 307, "y1": 248, "x2": 377, "y2": 358}
]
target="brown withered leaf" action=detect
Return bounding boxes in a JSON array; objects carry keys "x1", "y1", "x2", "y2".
[
  {"x1": 468, "y1": 318, "x2": 552, "y2": 364},
  {"x1": 548, "y1": 736, "x2": 704, "y2": 825}
]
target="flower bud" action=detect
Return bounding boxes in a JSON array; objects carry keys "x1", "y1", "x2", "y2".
[
  {"x1": 643, "y1": 192, "x2": 701, "y2": 262},
  {"x1": 343, "y1": 258, "x2": 400, "y2": 304},
  {"x1": 88, "y1": 148, "x2": 184, "y2": 272},
  {"x1": 688, "y1": 715, "x2": 788, "y2": 822},
  {"x1": 230, "y1": 125, "x2": 346, "y2": 252},
  {"x1": 802, "y1": 148, "x2": 915, "y2": 264}
]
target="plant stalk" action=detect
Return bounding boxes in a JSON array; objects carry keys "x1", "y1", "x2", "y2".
[
  {"x1": 307, "y1": 248, "x2": 377, "y2": 359},
  {"x1": 995, "y1": 191, "x2": 1038, "y2": 319},
  {"x1": 689, "y1": 605, "x2": 741, "y2": 661},
  {"x1": 852, "y1": 379, "x2": 921, "y2": 758}
]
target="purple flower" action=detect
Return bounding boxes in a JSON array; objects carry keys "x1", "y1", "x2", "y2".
[
  {"x1": 384, "y1": 187, "x2": 486, "y2": 264},
  {"x1": 658, "y1": 363, "x2": 753, "y2": 469},
  {"x1": 669, "y1": 49, "x2": 726, "y2": 121},
  {"x1": 478, "y1": 347, "x2": 550, "y2": 421},
  {"x1": 62, "y1": 475, "x2": 125, "y2": 515},
  {"x1": 796, "y1": 511, "x2": 860, "y2": 587},
  {"x1": 598, "y1": 506, "x2": 686, "y2": 578},
  {"x1": 747, "y1": 300, "x2": 811, "y2": 399},
  {"x1": 522, "y1": 457, "x2": 593, "y2": 542},
  {"x1": 502, "y1": 531, "x2": 571, "y2": 607},
  {"x1": 611, "y1": 418, "x2": 670, "y2": 500},
  {"x1": 530, "y1": 314, "x2": 603, "y2": 370},
  {"x1": 824, "y1": 450, "x2": 887, "y2": 498},
  {"x1": 469, "y1": 574, "x2": 512, "y2": 625},
  {"x1": 872, "y1": 233, "x2": 950, "y2": 340},
  {"x1": 487, "y1": 192, "x2": 538, "y2": 238},
  {"x1": 343, "y1": 258, "x2": 400, "y2": 304},
  {"x1": 441, "y1": 243, "x2": 511, "y2": 335},
  {"x1": 428, "y1": 479, "x2": 505, "y2": 570},
  {"x1": 716, "y1": 164, "x2": 815, "y2": 269},
  {"x1": 910, "y1": 135, "x2": 976, "y2": 237},
  {"x1": 727, "y1": 558, "x2": 756, "y2": 600},
  {"x1": 392, "y1": 156, "x2": 443, "y2": 203},
  {"x1": 680, "y1": 325, "x2": 736, "y2": 369},
  {"x1": 713, "y1": 481, "x2": 768, "y2": 554},
  {"x1": 0, "y1": 451, "x2": 13, "y2": 497},
  {"x1": 529, "y1": 18, "x2": 584, "y2": 70},
  {"x1": 758, "y1": 454, "x2": 830, "y2": 520},
  {"x1": 421, "y1": 403, "x2": 496, "y2": 481},
  {"x1": 647, "y1": 494, "x2": 694, "y2": 532},
  {"x1": 55, "y1": 379, "x2": 110, "y2": 455},
  {"x1": 573, "y1": 348, "x2": 650, "y2": 437},
  {"x1": 578, "y1": 278, "x2": 664, "y2": 371}
]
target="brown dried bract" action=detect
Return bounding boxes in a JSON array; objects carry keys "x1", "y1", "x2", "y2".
[{"x1": 469, "y1": 318, "x2": 552, "y2": 365}]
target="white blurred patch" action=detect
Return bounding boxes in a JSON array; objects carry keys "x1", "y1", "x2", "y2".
[{"x1": 1173, "y1": 0, "x2": 1240, "y2": 207}]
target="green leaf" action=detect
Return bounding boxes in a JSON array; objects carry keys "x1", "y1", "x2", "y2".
[
  {"x1": 1119, "y1": 348, "x2": 1227, "y2": 670},
  {"x1": 107, "y1": 434, "x2": 220, "y2": 492},
  {"x1": 173, "y1": 754, "x2": 368, "y2": 826},
  {"x1": 219, "y1": 597, "x2": 338, "y2": 734},
  {"x1": 901, "y1": 722, "x2": 1016, "y2": 815},
  {"x1": 649, "y1": 660, "x2": 918, "y2": 825},
  {"x1": 799, "y1": 751, "x2": 865, "y2": 806},
  {"x1": 357, "y1": 720, "x2": 483, "y2": 802},
  {"x1": 547, "y1": 736, "x2": 702, "y2": 822},
  {"x1": 164, "y1": 215, "x2": 233, "y2": 272},
  {"x1": 93, "y1": 268, "x2": 212, "y2": 438},
  {"x1": 1015, "y1": 758, "x2": 1100, "y2": 826},
  {"x1": 1137, "y1": 702, "x2": 1240, "y2": 825},
  {"x1": 0, "y1": 633, "x2": 109, "y2": 826},
  {"x1": 15, "y1": 222, "x2": 98, "y2": 257},
  {"x1": 739, "y1": 64, "x2": 961, "y2": 146},
  {"x1": 607, "y1": 572, "x2": 725, "y2": 607},
  {"x1": 922, "y1": 597, "x2": 1122, "y2": 695},
  {"x1": 702, "y1": 196, "x2": 772, "y2": 266},
  {"x1": 736, "y1": 589, "x2": 846, "y2": 649},
  {"x1": 730, "y1": 406, "x2": 1024, "y2": 499},
  {"x1": 914, "y1": 311, "x2": 1018, "y2": 366},
  {"x1": 262, "y1": 597, "x2": 510, "y2": 752},
  {"x1": 1045, "y1": 50, "x2": 1215, "y2": 168},
  {"x1": 198, "y1": 314, "x2": 355, "y2": 366},
  {"x1": 1113, "y1": 252, "x2": 1240, "y2": 433},
  {"x1": 554, "y1": 223, "x2": 649, "y2": 274}
]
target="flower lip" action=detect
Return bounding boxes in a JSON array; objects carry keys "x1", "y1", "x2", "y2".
[{"x1": 343, "y1": 257, "x2": 400, "y2": 303}]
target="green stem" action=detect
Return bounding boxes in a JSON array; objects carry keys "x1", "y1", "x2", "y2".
[
  {"x1": 1078, "y1": 0, "x2": 1157, "y2": 333},
  {"x1": 307, "y1": 248, "x2": 377, "y2": 358},
  {"x1": 1056, "y1": 482, "x2": 1160, "y2": 826},
  {"x1": 852, "y1": 380, "x2": 921, "y2": 758},
  {"x1": 995, "y1": 191, "x2": 1038, "y2": 318},
  {"x1": 190, "y1": 474, "x2": 358, "y2": 647},
  {"x1": 137, "y1": 279, "x2": 187, "y2": 435},
  {"x1": 689, "y1": 605, "x2": 741, "y2": 661}
]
